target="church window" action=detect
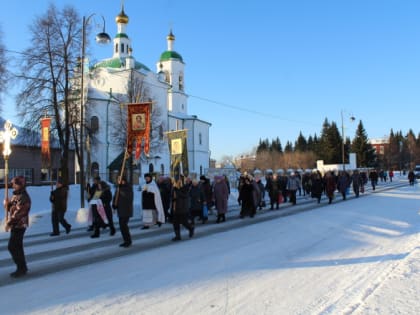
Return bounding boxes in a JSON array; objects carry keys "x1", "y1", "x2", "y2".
[
  {"x1": 91, "y1": 116, "x2": 99, "y2": 133},
  {"x1": 199, "y1": 132, "x2": 202, "y2": 145},
  {"x1": 165, "y1": 71, "x2": 170, "y2": 84},
  {"x1": 121, "y1": 43, "x2": 124, "y2": 53},
  {"x1": 115, "y1": 43, "x2": 118, "y2": 53},
  {"x1": 179, "y1": 73, "x2": 184, "y2": 91}
]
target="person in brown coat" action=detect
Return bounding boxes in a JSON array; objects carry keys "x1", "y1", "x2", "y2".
[{"x1": 4, "y1": 176, "x2": 31, "y2": 278}]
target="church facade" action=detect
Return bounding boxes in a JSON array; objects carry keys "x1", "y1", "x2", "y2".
[{"x1": 84, "y1": 6, "x2": 211, "y2": 182}]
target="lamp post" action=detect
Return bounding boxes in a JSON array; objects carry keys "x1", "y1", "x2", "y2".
[
  {"x1": 341, "y1": 110, "x2": 355, "y2": 171},
  {"x1": 0, "y1": 120, "x2": 18, "y2": 224},
  {"x1": 79, "y1": 14, "x2": 111, "y2": 208}
]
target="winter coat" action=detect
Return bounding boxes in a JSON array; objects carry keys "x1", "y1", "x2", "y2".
[
  {"x1": 113, "y1": 183, "x2": 133, "y2": 218},
  {"x1": 100, "y1": 182, "x2": 113, "y2": 214},
  {"x1": 265, "y1": 177, "x2": 279, "y2": 202},
  {"x1": 200, "y1": 179, "x2": 213, "y2": 207},
  {"x1": 324, "y1": 174, "x2": 337, "y2": 198},
  {"x1": 287, "y1": 176, "x2": 300, "y2": 191},
  {"x1": 337, "y1": 174, "x2": 350, "y2": 193},
  {"x1": 213, "y1": 179, "x2": 229, "y2": 214},
  {"x1": 49, "y1": 185, "x2": 68, "y2": 212},
  {"x1": 256, "y1": 180, "x2": 265, "y2": 199},
  {"x1": 351, "y1": 172, "x2": 363, "y2": 191},
  {"x1": 311, "y1": 177, "x2": 324, "y2": 199},
  {"x1": 7, "y1": 188, "x2": 31, "y2": 229},
  {"x1": 238, "y1": 182, "x2": 255, "y2": 215},
  {"x1": 189, "y1": 184, "x2": 204, "y2": 212},
  {"x1": 158, "y1": 178, "x2": 172, "y2": 212},
  {"x1": 251, "y1": 180, "x2": 261, "y2": 208},
  {"x1": 172, "y1": 184, "x2": 190, "y2": 215}
]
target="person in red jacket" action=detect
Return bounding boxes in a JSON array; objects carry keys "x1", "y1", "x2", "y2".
[{"x1": 4, "y1": 176, "x2": 31, "y2": 278}]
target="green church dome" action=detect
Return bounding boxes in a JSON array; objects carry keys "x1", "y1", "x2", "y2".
[
  {"x1": 93, "y1": 57, "x2": 151, "y2": 71},
  {"x1": 160, "y1": 51, "x2": 183, "y2": 62}
]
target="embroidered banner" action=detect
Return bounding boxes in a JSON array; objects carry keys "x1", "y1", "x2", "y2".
[
  {"x1": 166, "y1": 129, "x2": 189, "y2": 178},
  {"x1": 127, "y1": 103, "x2": 151, "y2": 157},
  {"x1": 40, "y1": 117, "x2": 51, "y2": 168}
]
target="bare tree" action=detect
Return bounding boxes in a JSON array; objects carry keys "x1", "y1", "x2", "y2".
[
  {"x1": 0, "y1": 25, "x2": 9, "y2": 110},
  {"x1": 15, "y1": 4, "x2": 81, "y2": 185}
]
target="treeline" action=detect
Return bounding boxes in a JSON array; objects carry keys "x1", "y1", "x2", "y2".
[{"x1": 253, "y1": 118, "x2": 420, "y2": 171}]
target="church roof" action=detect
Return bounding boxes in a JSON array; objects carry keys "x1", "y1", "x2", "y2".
[
  {"x1": 160, "y1": 51, "x2": 183, "y2": 63},
  {"x1": 93, "y1": 57, "x2": 151, "y2": 71}
]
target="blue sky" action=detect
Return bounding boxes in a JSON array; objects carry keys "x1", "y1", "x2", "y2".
[{"x1": 1, "y1": 0, "x2": 419, "y2": 161}]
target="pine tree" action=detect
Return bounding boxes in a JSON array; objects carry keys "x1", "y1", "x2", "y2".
[
  {"x1": 295, "y1": 131, "x2": 307, "y2": 152},
  {"x1": 351, "y1": 120, "x2": 376, "y2": 167},
  {"x1": 318, "y1": 118, "x2": 342, "y2": 164}
]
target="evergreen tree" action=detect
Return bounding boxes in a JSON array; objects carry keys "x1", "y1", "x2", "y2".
[
  {"x1": 271, "y1": 137, "x2": 283, "y2": 153},
  {"x1": 318, "y1": 118, "x2": 342, "y2": 164},
  {"x1": 351, "y1": 120, "x2": 376, "y2": 167},
  {"x1": 284, "y1": 141, "x2": 293, "y2": 152},
  {"x1": 295, "y1": 131, "x2": 307, "y2": 152}
]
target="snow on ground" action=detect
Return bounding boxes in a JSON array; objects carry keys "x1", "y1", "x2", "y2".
[{"x1": 0, "y1": 176, "x2": 419, "y2": 314}]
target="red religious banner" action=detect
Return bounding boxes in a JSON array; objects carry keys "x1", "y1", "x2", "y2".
[
  {"x1": 127, "y1": 103, "x2": 151, "y2": 157},
  {"x1": 40, "y1": 117, "x2": 52, "y2": 168}
]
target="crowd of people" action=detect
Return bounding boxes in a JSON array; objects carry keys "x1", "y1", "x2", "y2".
[{"x1": 2, "y1": 167, "x2": 413, "y2": 278}]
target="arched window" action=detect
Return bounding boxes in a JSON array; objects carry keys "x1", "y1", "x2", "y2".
[
  {"x1": 179, "y1": 73, "x2": 184, "y2": 91},
  {"x1": 161, "y1": 164, "x2": 165, "y2": 175},
  {"x1": 91, "y1": 116, "x2": 99, "y2": 133},
  {"x1": 199, "y1": 132, "x2": 202, "y2": 145},
  {"x1": 165, "y1": 71, "x2": 170, "y2": 84},
  {"x1": 149, "y1": 163, "x2": 154, "y2": 173},
  {"x1": 121, "y1": 43, "x2": 124, "y2": 53},
  {"x1": 115, "y1": 43, "x2": 118, "y2": 53}
]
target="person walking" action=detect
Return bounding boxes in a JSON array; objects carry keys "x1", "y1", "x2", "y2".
[
  {"x1": 369, "y1": 170, "x2": 379, "y2": 190},
  {"x1": 238, "y1": 175, "x2": 256, "y2": 218},
  {"x1": 310, "y1": 171, "x2": 324, "y2": 204},
  {"x1": 213, "y1": 175, "x2": 230, "y2": 223},
  {"x1": 4, "y1": 176, "x2": 31, "y2": 278},
  {"x1": 189, "y1": 179, "x2": 206, "y2": 225},
  {"x1": 265, "y1": 173, "x2": 280, "y2": 210},
  {"x1": 112, "y1": 176, "x2": 133, "y2": 248},
  {"x1": 157, "y1": 176, "x2": 172, "y2": 222},
  {"x1": 171, "y1": 176, "x2": 194, "y2": 241},
  {"x1": 324, "y1": 171, "x2": 337, "y2": 204},
  {"x1": 408, "y1": 170, "x2": 415, "y2": 185},
  {"x1": 49, "y1": 179, "x2": 71, "y2": 236},
  {"x1": 337, "y1": 171, "x2": 350, "y2": 200},
  {"x1": 389, "y1": 169, "x2": 394, "y2": 182},
  {"x1": 88, "y1": 179, "x2": 108, "y2": 238},
  {"x1": 351, "y1": 170, "x2": 363, "y2": 198},
  {"x1": 287, "y1": 172, "x2": 301, "y2": 205},
  {"x1": 99, "y1": 180, "x2": 116, "y2": 236},
  {"x1": 141, "y1": 173, "x2": 165, "y2": 229}
]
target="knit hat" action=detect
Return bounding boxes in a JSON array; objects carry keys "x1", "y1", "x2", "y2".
[{"x1": 11, "y1": 176, "x2": 26, "y2": 187}]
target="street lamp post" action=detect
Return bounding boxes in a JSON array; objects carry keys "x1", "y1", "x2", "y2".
[
  {"x1": 341, "y1": 110, "x2": 355, "y2": 171},
  {"x1": 79, "y1": 15, "x2": 110, "y2": 209},
  {"x1": 0, "y1": 120, "x2": 18, "y2": 225}
]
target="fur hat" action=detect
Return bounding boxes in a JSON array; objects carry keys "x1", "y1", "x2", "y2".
[
  {"x1": 144, "y1": 173, "x2": 152, "y2": 179},
  {"x1": 11, "y1": 176, "x2": 26, "y2": 187}
]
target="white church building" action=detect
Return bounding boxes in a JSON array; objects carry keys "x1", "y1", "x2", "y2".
[{"x1": 83, "y1": 6, "x2": 211, "y2": 182}]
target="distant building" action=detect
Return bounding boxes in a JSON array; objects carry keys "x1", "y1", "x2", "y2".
[
  {"x1": 0, "y1": 118, "x2": 75, "y2": 186},
  {"x1": 370, "y1": 138, "x2": 389, "y2": 156}
]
